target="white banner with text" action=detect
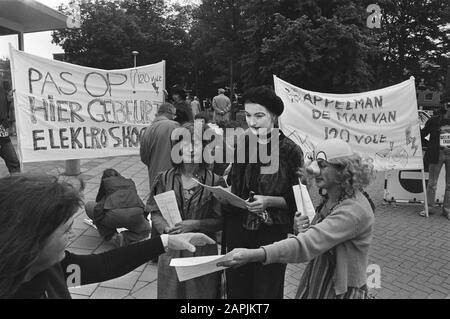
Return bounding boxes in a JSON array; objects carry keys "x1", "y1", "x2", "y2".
[
  {"x1": 275, "y1": 75, "x2": 423, "y2": 171},
  {"x1": 10, "y1": 46, "x2": 164, "y2": 162}
]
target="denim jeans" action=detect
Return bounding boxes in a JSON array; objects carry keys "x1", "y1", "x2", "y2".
[
  {"x1": 426, "y1": 149, "x2": 450, "y2": 215},
  {"x1": 0, "y1": 141, "x2": 20, "y2": 173}
]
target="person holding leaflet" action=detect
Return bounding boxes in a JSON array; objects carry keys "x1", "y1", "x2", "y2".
[
  {"x1": 0, "y1": 173, "x2": 215, "y2": 299},
  {"x1": 219, "y1": 139, "x2": 375, "y2": 299},
  {"x1": 222, "y1": 86, "x2": 304, "y2": 299}
]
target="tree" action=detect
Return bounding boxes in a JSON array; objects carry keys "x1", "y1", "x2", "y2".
[
  {"x1": 51, "y1": 0, "x2": 450, "y2": 97},
  {"x1": 377, "y1": 0, "x2": 450, "y2": 89},
  {"x1": 52, "y1": 0, "x2": 195, "y2": 87},
  {"x1": 53, "y1": 0, "x2": 145, "y2": 69},
  {"x1": 239, "y1": 0, "x2": 382, "y2": 92},
  {"x1": 190, "y1": 0, "x2": 246, "y2": 98},
  {"x1": 193, "y1": 0, "x2": 449, "y2": 93}
]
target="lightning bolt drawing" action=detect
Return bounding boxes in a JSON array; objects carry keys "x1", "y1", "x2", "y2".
[
  {"x1": 405, "y1": 126, "x2": 419, "y2": 156},
  {"x1": 152, "y1": 81, "x2": 159, "y2": 94}
]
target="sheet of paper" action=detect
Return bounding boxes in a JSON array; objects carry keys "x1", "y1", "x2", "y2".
[
  {"x1": 154, "y1": 190, "x2": 182, "y2": 228},
  {"x1": 293, "y1": 182, "x2": 315, "y2": 222},
  {"x1": 170, "y1": 254, "x2": 233, "y2": 282},
  {"x1": 193, "y1": 179, "x2": 248, "y2": 210},
  {"x1": 300, "y1": 183, "x2": 316, "y2": 222}
]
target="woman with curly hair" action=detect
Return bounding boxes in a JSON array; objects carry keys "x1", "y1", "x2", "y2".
[{"x1": 219, "y1": 138, "x2": 375, "y2": 299}]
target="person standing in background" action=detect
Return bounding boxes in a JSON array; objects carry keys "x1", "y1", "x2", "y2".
[
  {"x1": 140, "y1": 103, "x2": 180, "y2": 259},
  {"x1": 191, "y1": 96, "x2": 201, "y2": 117},
  {"x1": 0, "y1": 81, "x2": 20, "y2": 174},
  {"x1": 212, "y1": 88, "x2": 231, "y2": 123},
  {"x1": 420, "y1": 95, "x2": 450, "y2": 220},
  {"x1": 4, "y1": 82, "x2": 15, "y2": 136},
  {"x1": 171, "y1": 85, "x2": 194, "y2": 125}
]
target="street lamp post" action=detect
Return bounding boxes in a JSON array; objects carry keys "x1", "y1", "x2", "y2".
[{"x1": 131, "y1": 50, "x2": 139, "y2": 68}]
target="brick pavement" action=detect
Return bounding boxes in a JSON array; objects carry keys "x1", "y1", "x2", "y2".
[{"x1": 1, "y1": 139, "x2": 449, "y2": 299}]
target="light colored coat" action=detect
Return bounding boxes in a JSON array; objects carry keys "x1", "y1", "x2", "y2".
[{"x1": 262, "y1": 191, "x2": 374, "y2": 295}]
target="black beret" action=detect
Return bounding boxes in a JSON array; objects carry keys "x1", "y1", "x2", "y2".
[{"x1": 243, "y1": 86, "x2": 284, "y2": 116}]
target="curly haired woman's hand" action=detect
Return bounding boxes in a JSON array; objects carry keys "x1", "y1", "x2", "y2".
[{"x1": 294, "y1": 212, "x2": 310, "y2": 234}]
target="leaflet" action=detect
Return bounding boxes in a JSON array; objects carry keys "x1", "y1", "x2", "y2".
[
  {"x1": 193, "y1": 179, "x2": 248, "y2": 210},
  {"x1": 293, "y1": 182, "x2": 315, "y2": 222},
  {"x1": 170, "y1": 254, "x2": 233, "y2": 282},
  {"x1": 154, "y1": 190, "x2": 182, "y2": 227}
]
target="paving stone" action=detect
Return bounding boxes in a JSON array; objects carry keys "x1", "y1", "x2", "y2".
[
  {"x1": 429, "y1": 261, "x2": 445, "y2": 271},
  {"x1": 66, "y1": 247, "x2": 94, "y2": 255},
  {"x1": 131, "y1": 281, "x2": 150, "y2": 293},
  {"x1": 93, "y1": 242, "x2": 115, "y2": 254},
  {"x1": 69, "y1": 235, "x2": 103, "y2": 250},
  {"x1": 82, "y1": 227, "x2": 102, "y2": 238},
  {"x1": 392, "y1": 282, "x2": 417, "y2": 293},
  {"x1": 90, "y1": 287, "x2": 129, "y2": 299},
  {"x1": 71, "y1": 294, "x2": 90, "y2": 299},
  {"x1": 408, "y1": 281, "x2": 434, "y2": 294},
  {"x1": 72, "y1": 218, "x2": 90, "y2": 230},
  {"x1": 134, "y1": 264, "x2": 146, "y2": 272},
  {"x1": 427, "y1": 292, "x2": 447, "y2": 299},
  {"x1": 428, "y1": 275, "x2": 446, "y2": 285},
  {"x1": 131, "y1": 280, "x2": 157, "y2": 299},
  {"x1": 138, "y1": 263, "x2": 158, "y2": 282},
  {"x1": 100, "y1": 271, "x2": 141, "y2": 290},
  {"x1": 69, "y1": 283, "x2": 99, "y2": 296},
  {"x1": 423, "y1": 282, "x2": 450, "y2": 295},
  {"x1": 410, "y1": 291, "x2": 429, "y2": 299}
]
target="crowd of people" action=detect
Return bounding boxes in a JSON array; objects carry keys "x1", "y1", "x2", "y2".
[{"x1": 0, "y1": 82, "x2": 384, "y2": 299}]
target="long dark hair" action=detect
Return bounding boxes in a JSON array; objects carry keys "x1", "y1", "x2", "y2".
[{"x1": 0, "y1": 174, "x2": 83, "y2": 298}]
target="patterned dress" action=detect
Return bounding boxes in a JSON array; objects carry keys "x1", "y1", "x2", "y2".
[
  {"x1": 296, "y1": 200, "x2": 368, "y2": 299},
  {"x1": 148, "y1": 167, "x2": 222, "y2": 299}
]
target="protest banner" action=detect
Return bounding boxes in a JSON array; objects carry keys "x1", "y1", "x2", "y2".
[
  {"x1": 275, "y1": 75, "x2": 424, "y2": 171},
  {"x1": 9, "y1": 46, "x2": 164, "y2": 163}
]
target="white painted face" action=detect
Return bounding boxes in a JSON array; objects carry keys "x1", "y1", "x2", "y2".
[{"x1": 245, "y1": 103, "x2": 276, "y2": 136}]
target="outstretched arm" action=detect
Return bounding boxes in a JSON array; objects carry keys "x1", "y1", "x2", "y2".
[
  {"x1": 218, "y1": 202, "x2": 363, "y2": 268},
  {"x1": 62, "y1": 233, "x2": 215, "y2": 286}
]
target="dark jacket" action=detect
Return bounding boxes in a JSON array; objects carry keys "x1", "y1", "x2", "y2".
[
  {"x1": 93, "y1": 175, "x2": 145, "y2": 222},
  {"x1": 226, "y1": 130, "x2": 304, "y2": 233},
  {"x1": 0, "y1": 87, "x2": 8, "y2": 121},
  {"x1": 12, "y1": 238, "x2": 165, "y2": 299},
  {"x1": 173, "y1": 100, "x2": 194, "y2": 124},
  {"x1": 422, "y1": 115, "x2": 444, "y2": 164}
]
